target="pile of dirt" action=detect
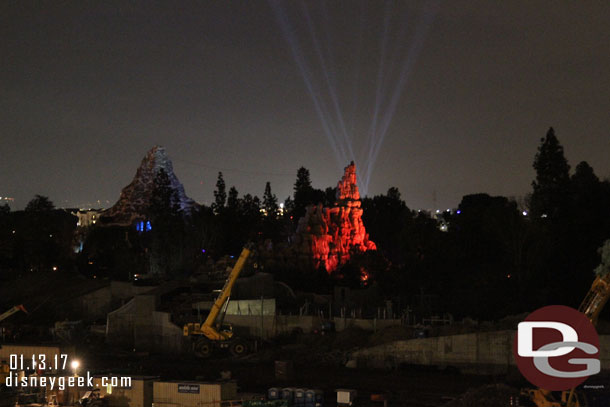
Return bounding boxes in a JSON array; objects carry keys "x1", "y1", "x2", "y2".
[
  {"x1": 368, "y1": 325, "x2": 412, "y2": 346},
  {"x1": 332, "y1": 326, "x2": 371, "y2": 349},
  {"x1": 442, "y1": 384, "x2": 520, "y2": 407}
]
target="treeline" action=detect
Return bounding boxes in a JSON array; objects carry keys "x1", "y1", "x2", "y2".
[
  {"x1": 1, "y1": 127, "x2": 609, "y2": 320},
  {"x1": 359, "y1": 128, "x2": 610, "y2": 319}
]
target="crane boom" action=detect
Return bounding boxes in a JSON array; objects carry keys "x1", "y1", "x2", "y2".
[
  {"x1": 525, "y1": 272, "x2": 610, "y2": 407},
  {"x1": 183, "y1": 246, "x2": 252, "y2": 342},
  {"x1": 0, "y1": 305, "x2": 27, "y2": 323},
  {"x1": 201, "y1": 246, "x2": 251, "y2": 339},
  {"x1": 579, "y1": 272, "x2": 610, "y2": 324}
]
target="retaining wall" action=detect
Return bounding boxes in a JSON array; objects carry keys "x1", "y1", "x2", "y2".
[{"x1": 351, "y1": 330, "x2": 610, "y2": 374}]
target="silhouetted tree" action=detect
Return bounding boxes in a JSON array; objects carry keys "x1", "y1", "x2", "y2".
[
  {"x1": 283, "y1": 196, "x2": 294, "y2": 217},
  {"x1": 212, "y1": 172, "x2": 227, "y2": 213},
  {"x1": 149, "y1": 168, "x2": 180, "y2": 220},
  {"x1": 149, "y1": 168, "x2": 184, "y2": 276},
  {"x1": 293, "y1": 167, "x2": 314, "y2": 221},
  {"x1": 262, "y1": 182, "x2": 282, "y2": 241},
  {"x1": 361, "y1": 187, "x2": 409, "y2": 263},
  {"x1": 227, "y1": 186, "x2": 239, "y2": 211},
  {"x1": 25, "y1": 195, "x2": 54, "y2": 212},
  {"x1": 0, "y1": 203, "x2": 9, "y2": 215},
  {"x1": 530, "y1": 127, "x2": 570, "y2": 218},
  {"x1": 263, "y1": 182, "x2": 279, "y2": 217}
]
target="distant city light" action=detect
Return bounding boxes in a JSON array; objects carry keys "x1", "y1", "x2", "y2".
[
  {"x1": 522, "y1": 211, "x2": 528, "y2": 216},
  {"x1": 456, "y1": 210, "x2": 461, "y2": 214},
  {"x1": 201, "y1": 249, "x2": 206, "y2": 253}
]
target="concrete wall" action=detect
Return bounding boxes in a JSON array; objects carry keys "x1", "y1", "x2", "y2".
[
  {"x1": 106, "y1": 295, "x2": 185, "y2": 353},
  {"x1": 221, "y1": 314, "x2": 317, "y2": 339},
  {"x1": 72, "y1": 282, "x2": 152, "y2": 322},
  {"x1": 351, "y1": 330, "x2": 610, "y2": 374},
  {"x1": 333, "y1": 317, "x2": 402, "y2": 332},
  {"x1": 193, "y1": 299, "x2": 276, "y2": 316},
  {"x1": 220, "y1": 315, "x2": 402, "y2": 339}
]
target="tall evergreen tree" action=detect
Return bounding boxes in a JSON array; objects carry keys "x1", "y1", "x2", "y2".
[
  {"x1": 150, "y1": 168, "x2": 180, "y2": 219},
  {"x1": 212, "y1": 172, "x2": 227, "y2": 213},
  {"x1": 293, "y1": 167, "x2": 314, "y2": 221},
  {"x1": 263, "y1": 182, "x2": 279, "y2": 217},
  {"x1": 227, "y1": 186, "x2": 239, "y2": 210},
  {"x1": 149, "y1": 168, "x2": 183, "y2": 277},
  {"x1": 530, "y1": 127, "x2": 571, "y2": 218}
]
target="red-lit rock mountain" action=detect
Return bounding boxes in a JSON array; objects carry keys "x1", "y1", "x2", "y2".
[
  {"x1": 293, "y1": 162, "x2": 376, "y2": 273},
  {"x1": 102, "y1": 146, "x2": 197, "y2": 225}
]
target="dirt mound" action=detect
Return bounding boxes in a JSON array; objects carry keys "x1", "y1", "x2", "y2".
[
  {"x1": 368, "y1": 325, "x2": 412, "y2": 346},
  {"x1": 442, "y1": 384, "x2": 520, "y2": 407},
  {"x1": 333, "y1": 326, "x2": 371, "y2": 350}
]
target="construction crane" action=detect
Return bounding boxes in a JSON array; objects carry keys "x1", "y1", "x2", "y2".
[
  {"x1": 521, "y1": 272, "x2": 610, "y2": 407},
  {"x1": 0, "y1": 304, "x2": 27, "y2": 382},
  {"x1": 0, "y1": 304, "x2": 27, "y2": 323},
  {"x1": 183, "y1": 245, "x2": 252, "y2": 358}
]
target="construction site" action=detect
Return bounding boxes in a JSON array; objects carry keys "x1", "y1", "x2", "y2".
[
  {"x1": 2, "y1": 225, "x2": 610, "y2": 407},
  {"x1": 2, "y1": 144, "x2": 610, "y2": 407}
]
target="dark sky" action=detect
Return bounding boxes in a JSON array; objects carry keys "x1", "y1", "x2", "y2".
[{"x1": 2, "y1": 1, "x2": 609, "y2": 210}]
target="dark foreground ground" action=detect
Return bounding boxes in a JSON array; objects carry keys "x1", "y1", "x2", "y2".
[{"x1": 85, "y1": 346, "x2": 504, "y2": 407}]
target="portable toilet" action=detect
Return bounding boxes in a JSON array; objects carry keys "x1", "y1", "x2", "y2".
[
  {"x1": 293, "y1": 388, "x2": 306, "y2": 404},
  {"x1": 304, "y1": 389, "x2": 315, "y2": 405},
  {"x1": 336, "y1": 389, "x2": 357, "y2": 407},
  {"x1": 314, "y1": 390, "x2": 324, "y2": 406},
  {"x1": 268, "y1": 388, "x2": 280, "y2": 400},
  {"x1": 281, "y1": 388, "x2": 295, "y2": 404}
]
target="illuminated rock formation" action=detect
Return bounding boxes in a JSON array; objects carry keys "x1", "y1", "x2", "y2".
[
  {"x1": 293, "y1": 162, "x2": 376, "y2": 273},
  {"x1": 102, "y1": 146, "x2": 197, "y2": 225}
]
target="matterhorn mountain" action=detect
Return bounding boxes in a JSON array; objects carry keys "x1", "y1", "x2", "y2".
[{"x1": 101, "y1": 146, "x2": 197, "y2": 225}]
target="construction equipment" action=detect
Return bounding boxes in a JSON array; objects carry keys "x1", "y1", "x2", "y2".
[
  {"x1": 0, "y1": 304, "x2": 27, "y2": 323},
  {"x1": 183, "y1": 245, "x2": 252, "y2": 358},
  {"x1": 522, "y1": 272, "x2": 610, "y2": 407},
  {"x1": 78, "y1": 389, "x2": 106, "y2": 407}
]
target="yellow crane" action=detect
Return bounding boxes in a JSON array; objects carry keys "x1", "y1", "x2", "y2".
[
  {"x1": 522, "y1": 272, "x2": 610, "y2": 407},
  {"x1": 0, "y1": 304, "x2": 27, "y2": 323},
  {"x1": 1, "y1": 304, "x2": 27, "y2": 382},
  {"x1": 183, "y1": 245, "x2": 252, "y2": 357}
]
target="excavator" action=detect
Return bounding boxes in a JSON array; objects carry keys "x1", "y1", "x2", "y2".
[
  {"x1": 183, "y1": 245, "x2": 253, "y2": 358},
  {"x1": 520, "y1": 271, "x2": 610, "y2": 407}
]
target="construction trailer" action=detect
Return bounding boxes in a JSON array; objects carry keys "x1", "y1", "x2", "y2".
[{"x1": 152, "y1": 380, "x2": 237, "y2": 407}]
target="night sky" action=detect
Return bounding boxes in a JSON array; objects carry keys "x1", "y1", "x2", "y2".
[{"x1": 2, "y1": 1, "x2": 609, "y2": 211}]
